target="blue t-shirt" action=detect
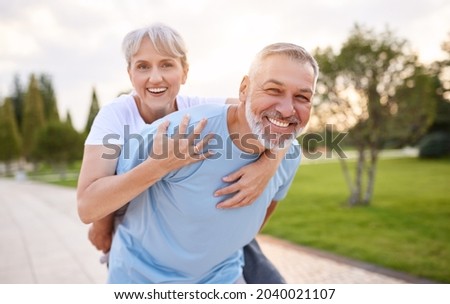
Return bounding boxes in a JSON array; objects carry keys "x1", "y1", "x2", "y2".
[{"x1": 108, "y1": 104, "x2": 301, "y2": 283}]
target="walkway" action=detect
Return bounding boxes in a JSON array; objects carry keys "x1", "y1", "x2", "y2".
[{"x1": 0, "y1": 178, "x2": 424, "y2": 284}]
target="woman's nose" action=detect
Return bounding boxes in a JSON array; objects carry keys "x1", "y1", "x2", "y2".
[{"x1": 148, "y1": 68, "x2": 163, "y2": 82}]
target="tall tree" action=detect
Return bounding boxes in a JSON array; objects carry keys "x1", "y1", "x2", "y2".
[
  {"x1": 39, "y1": 74, "x2": 60, "y2": 122},
  {"x1": 84, "y1": 88, "x2": 100, "y2": 134},
  {"x1": 313, "y1": 24, "x2": 436, "y2": 206},
  {"x1": 10, "y1": 74, "x2": 25, "y2": 133},
  {"x1": 22, "y1": 74, "x2": 46, "y2": 161},
  {"x1": 65, "y1": 111, "x2": 74, "y2": 129},
  {"x1": 0, "y1": 98, "x2": 22, "y2": 174}
]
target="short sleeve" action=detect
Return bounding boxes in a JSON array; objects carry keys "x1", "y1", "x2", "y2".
[{"x1": 85, "y1": 105, "x2": 124, "y2": 145}]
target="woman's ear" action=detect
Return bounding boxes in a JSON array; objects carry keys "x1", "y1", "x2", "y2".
[
  {"x1": 181, "y1": 65, "x2": 189, "y2": 84},
  {"x1": 127, "y1": 66, "x2": 132, "y2": 81},
  {"x1": 239, "y1": 76, "x2": 249, "y2": 102}
]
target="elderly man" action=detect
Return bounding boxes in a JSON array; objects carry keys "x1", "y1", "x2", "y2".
[{"x1": 108, "y1": 42, "x2": 319, "y2": 283}]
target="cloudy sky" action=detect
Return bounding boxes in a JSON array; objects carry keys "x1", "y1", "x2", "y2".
[{"x1": 1, "y1": 0, "x2": 449, "y2": 131}]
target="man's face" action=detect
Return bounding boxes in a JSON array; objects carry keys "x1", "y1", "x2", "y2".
[{"x1": 243, "y1": 54, "x2": 315, "y2": 150}]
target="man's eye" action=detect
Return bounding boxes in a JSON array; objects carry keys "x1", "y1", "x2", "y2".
[
  {"x1": 161, "y1": 63, "x2": 173, "y2": 68},
  {"x1": 296, "y1": 95, "x2": 310, "y2": 102},
  {"x1": 267, "y1": 88, "x2": 280, "y2": 94},
  {"x1": 137, "y1": 65, "x2": 149, "y2": 70}
]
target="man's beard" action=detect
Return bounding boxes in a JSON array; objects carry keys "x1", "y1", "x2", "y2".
[{"x1": 245, "y1": 98, "x2": 303, "y2": 150}]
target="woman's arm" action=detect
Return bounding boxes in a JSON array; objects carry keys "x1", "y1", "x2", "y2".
[
  {"x1": 214, "y1": 146, "x2": 289, "y2": 209},
  {"x1": 77, "y1": 116, "x2": 210, "y2": 224}
]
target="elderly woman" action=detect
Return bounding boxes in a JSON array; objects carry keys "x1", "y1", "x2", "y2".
[{"x1": 77, "y1": 23, "x2": 287, "y2": 283}]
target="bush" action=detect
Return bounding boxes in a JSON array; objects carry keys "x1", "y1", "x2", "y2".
[{"x1": 419, "y1": 132, "x2": 450, "y2": 158}]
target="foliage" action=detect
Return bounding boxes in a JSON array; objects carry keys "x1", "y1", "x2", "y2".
[
  {"x1": 39, "y1": 74, "x2": 60, "y2": 122},
  {"x1": 0, "y1": 98, "x2": 22, "y2": 167},
  {"x1": 263, "y1": 157, "x2": 450, "y2": 283},
  {"x1": 21, "y1": 74, "x2": 46, "y2": 161},
  {"x1": 84, "y1": 88, "x2": 100, "y2": 135},
  {"x1": 33, "y1": 121, "x2": 84, "y2": 177},
  {"x1": 313, "y1": 24, "x2": 437, "y2": 206},
  {"x1": 65, "y1": 111, "x2": 74, "y2": 129},
  {"x1": 10, "y1": 74, "x2": 25, "y2": 133},
  {"x1": 419, "y1": 132, "x2": 450, "y2": 158},
  {"x1": 423, "y1": 33, "x2": 450, "y2": 143}
]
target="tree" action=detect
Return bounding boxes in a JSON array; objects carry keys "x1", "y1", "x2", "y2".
[
  {"x1": 21, "y1": 74, "x2": 46, "y2": 161},
  {"x1": 39, "y1": 74, "x2": 60, "y2": 122},
  {"x1": 84, "y1": 88, "x2": 100, "y2": 135},
  {"x1": 429, "y1": 33, "x2": 450, "y2": 134},
  {"x1": 0, "y1": 98, "x2": 22, "y2": 174},
  {"x1": 313, "y1": 24, "x2": 436, "y2": 206},
  {"x1": 34, "y1": 121, "x2": 83, "y2": 178},
  {"x1": 65, "y1": 111, "x2": 74, "y2": 129},
  {"x1": 10, "y1": 74, "x2": 25, "y2": 133},
  {"x1": 418, "y1": 33, "x2": 450, "y2": 158}
]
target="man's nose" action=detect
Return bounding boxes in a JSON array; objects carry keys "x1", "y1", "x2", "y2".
[{"x1": 275, "y1": 97, "x2": 295, "y2": 117}]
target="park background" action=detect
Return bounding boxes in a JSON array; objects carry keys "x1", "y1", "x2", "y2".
[{"x1": 0, "y1": 0, "x2": 449, "y2": 283}]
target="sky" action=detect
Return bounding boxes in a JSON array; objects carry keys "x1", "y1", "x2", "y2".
[{"x1": 1, "y1": 0, "x2": 449, "y2": 131}]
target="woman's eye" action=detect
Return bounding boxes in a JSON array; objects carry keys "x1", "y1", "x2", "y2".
[
  {"x1": 161, "y1": 63, "x2": 173, "y2": 68},
  {"x1": 137, "y1": 65, "x2": 149, "y2": 70}
]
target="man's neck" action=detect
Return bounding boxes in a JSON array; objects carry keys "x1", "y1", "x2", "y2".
[{"x1": 226, "y1": 104, "x2": 266, "y2": 155}]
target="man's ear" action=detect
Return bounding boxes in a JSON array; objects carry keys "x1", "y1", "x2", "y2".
[{"x1": 239, "y1": 76, "x2": 249, "y2": 102}]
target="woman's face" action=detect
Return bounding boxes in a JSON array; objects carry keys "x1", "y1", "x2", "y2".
[{"x1": 128, "y1": 36, "x2": 187, "y2": 114}]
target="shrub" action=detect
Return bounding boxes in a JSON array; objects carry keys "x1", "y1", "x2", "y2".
[{"x1": 419, "y1": 132, "x2": 450, "y2": 158}]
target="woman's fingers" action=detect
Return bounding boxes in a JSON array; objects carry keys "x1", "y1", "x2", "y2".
[
  {"x1": 187, "y1": 118, "x2": 207, "y2": 142},
  {"x1": 216, "y1": 191, "x2": 252, "y2": 209},
  {"x1": 175, "y1": 114, "x2": 190, "y2": 138},
  {"x1": 192, "y1": 133, "x2": 214, "y2": 155}
]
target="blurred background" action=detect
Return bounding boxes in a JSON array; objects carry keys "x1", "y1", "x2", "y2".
[{"x1": 0, "y1": 0, "x2": 449, "y2": 283}]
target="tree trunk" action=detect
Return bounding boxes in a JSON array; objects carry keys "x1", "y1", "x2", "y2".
[
  {"x1": 349, "y1": 146, "x2": 365, "y2": 206},
  {"x1": 363, "y1": 147, "x2": 379, "y2": 205},
  {"x1": 339, "y1": 157, "x2": 354, "y2": 194}
]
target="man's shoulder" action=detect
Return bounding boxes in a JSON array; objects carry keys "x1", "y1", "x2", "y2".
[
  {"x1": 162, "y1": 103, "x2": 229, "y2": 133},
  {"x1": 177, "y1": 103, "x2": 228, "y2": 120}
]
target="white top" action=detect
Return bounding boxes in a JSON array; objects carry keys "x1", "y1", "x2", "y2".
[{"x1": 85, "y1": 94, "x2": 227, "y2": 145}]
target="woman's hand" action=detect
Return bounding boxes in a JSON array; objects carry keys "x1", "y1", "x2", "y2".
[
  {"x1": 148, "y1": 114, "x2": 214, "y2": 173},
  {"x1": 214, "y1": 148, "x2": 288, "y2": 209}
]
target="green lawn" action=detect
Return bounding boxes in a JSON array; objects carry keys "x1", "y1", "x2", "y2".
[{"x1": 262, "y1": 157, "x2": 450, "y2": 283}]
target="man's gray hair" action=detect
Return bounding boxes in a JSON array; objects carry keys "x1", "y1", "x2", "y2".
[
  {"x1": 122, "y1": 23, "x2": 188, "y2": 71},
  {"x1": 249, "y1": 43, "x2": 319, "y2": 84}
]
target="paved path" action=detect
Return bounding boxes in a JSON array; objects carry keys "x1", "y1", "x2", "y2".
[{"x1": 0, "y1": 178, "x2": 423, "y2": 284}]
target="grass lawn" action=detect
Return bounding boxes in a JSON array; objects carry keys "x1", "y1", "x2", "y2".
[{"x1": 262, "y1": 157, "x2": 450, "y2": 283}]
